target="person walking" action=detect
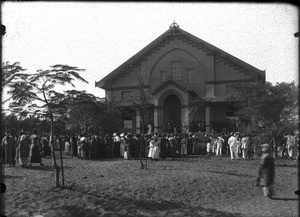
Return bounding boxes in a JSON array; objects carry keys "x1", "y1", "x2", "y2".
[
  {"x1": 28, "y1": 129, "x2": 43, "y2": 167},
  {"x1": 228, "y1": 133, "x2": 239, "y2": 160},
  {"x1": 256, "y1": 143, "x2": 275, "y2": 199}
]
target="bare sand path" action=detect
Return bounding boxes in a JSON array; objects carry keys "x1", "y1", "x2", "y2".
[{"x1": 2, "y1": 155, "x2": 299, "y2": 217}]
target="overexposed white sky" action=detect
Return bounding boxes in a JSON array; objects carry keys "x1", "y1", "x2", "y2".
[{"x1": 2, "y1": 2, "x2": 299, "y2": 99}]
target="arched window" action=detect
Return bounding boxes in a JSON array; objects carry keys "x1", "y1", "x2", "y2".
[{"x1": 171, "y1": 61, "x2": 182, "y2": 80}]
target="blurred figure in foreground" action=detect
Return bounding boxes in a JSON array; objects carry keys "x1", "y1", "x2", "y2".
[{"x1": 256, "y1": 143, "x2": 275, "y2": 199}]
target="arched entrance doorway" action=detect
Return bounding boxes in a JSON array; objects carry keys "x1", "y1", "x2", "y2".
[{"x1": 163, "y1": 94, "x2": 181, "y2": 133}]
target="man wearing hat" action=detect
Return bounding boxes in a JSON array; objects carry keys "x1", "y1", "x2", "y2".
[{"x1": 256, "y1": 143, "x2": 275, "y2": 199}]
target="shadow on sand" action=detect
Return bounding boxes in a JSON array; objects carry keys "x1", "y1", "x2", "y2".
[
  {"x1": 271, "y1": 197, "x2": 299, "y2": 201},
  {"x1": 24, "y1": 165, "x2": 71, "y2": 171},
  {"x1": 3, "y1": 175, "x2": 23, "y2": 179},
  {"x1": 205, "y1": 170, "x2": 255, "y2": 178},
  {"x1": 275, "y1": 164, "x2": 298, "y2": 168},
  {"x1": 60, "y1": 184, "x2": 243, "y2": 217}
]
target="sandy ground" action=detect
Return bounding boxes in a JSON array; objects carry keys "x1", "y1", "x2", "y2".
[{"x1": 1, "y1": 154, "x2": 299, "y2": 217}]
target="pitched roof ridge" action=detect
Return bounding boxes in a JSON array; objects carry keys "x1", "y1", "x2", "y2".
[{"x1": 96, "y1": 25, "x2": 265, "y2": 89}]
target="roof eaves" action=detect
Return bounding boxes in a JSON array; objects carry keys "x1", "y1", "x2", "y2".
[{"x1": 96, "y1": 28, "x2": 175, "y2": 89}]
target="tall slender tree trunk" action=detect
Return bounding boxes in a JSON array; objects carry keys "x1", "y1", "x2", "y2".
[
  {"x1": 139, "y1": 137, "x2": 144, "y2": 169},
  {"x1": 145, "y1": 141, "x2": 148, "y2": 169},
  {"x1": 272, "y1": 136, "x2": 278, "y2": 158},
  {"x1": 50, "y1": 115, "x2": 60, "y2": 187},
  {"x1": 59, "y1": 138, "x2": 65, "y2": 186}
]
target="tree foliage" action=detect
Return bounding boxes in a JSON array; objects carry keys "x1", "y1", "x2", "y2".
[
  {"x1": 61, "y1": 90, "x2": 122, "y2": 134},
  {"x1": 234, "y1": 81, "x2": 299, "y2": 156},
  {"x1": 2, "y1": 62, "x2": 88, "y2": 187}
]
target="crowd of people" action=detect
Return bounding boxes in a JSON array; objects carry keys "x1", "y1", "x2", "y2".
[
  {"x1": 1, "y1": 127, "x2": 299, "y2": 200},
  {"x1": 1, "y1": 127, "x2": 298, "y2": 168},
  {"x1": 1, "y1": 129, "x2": 44, "y2": 167}
]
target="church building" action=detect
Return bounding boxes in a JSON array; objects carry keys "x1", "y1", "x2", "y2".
[{"x1": 95, "y1": 22, "x2": 265, "y2": 134}]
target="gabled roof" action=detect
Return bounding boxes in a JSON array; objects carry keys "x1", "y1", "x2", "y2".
[{"x1": 96, "y1": 24, "x2": 265, "y2": 89}]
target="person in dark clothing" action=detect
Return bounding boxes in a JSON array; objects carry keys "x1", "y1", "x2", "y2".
[
  {"x1": 89, "y1": 134, "x2": 98, "y2": 160},
  {"x1": 256, "y1": 143, "x2": 275, "y2": 199},
  {"x1": 41, "y1": 133, "x2": 51, "y2": 157},
  {"x1": 29, "y1": 129, "x2": 43, "y2": 167},
  {"x1": 160, "y1": 134, "x2": 168, "y2": 160},
  {"x1": 98, "y1": 134, "x2": 106, "y2": 159},
  {"x1": 70, "y1": 134, "x2": 78, "y2": 157}
]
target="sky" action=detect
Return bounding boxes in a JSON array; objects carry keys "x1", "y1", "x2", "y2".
[{"x1": 2, "y1": 2, "x2": 299, "y2": 101}]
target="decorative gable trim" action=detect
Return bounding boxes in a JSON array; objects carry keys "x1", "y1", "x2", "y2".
[{"x1": 96, "y1": 25, "x2": 265, "y2": 89}]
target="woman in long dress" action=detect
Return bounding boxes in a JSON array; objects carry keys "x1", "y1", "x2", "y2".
[
  {"x1": 18, "y1": 130, "x2": 30, "y2": 167},
  {"x1": 148, "y1": 137, "x2": 155, "y2": 160},
  {"x1": 1, "y1": 132, "x2": 16, "y2": 167},
  {"x1": 29, "y1": 129, "x2": 43, "y2": 167}
]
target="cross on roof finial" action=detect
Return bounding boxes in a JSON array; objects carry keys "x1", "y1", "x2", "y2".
[{"x1": 170, "y1": 20, "x2": 179, "y2": 29}]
